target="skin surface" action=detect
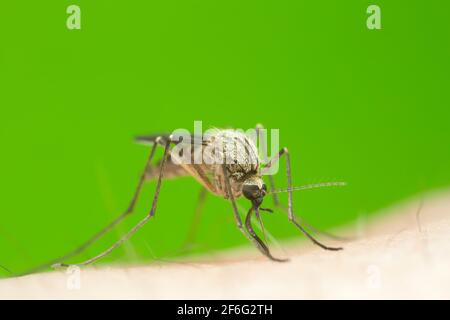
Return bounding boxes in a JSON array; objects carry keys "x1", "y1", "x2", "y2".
[{"x1": 0, "y1": 190, "x2": 449, "y2": 300}]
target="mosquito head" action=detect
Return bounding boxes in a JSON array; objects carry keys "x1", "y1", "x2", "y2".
[{"x1": 242, "y1": 176, "x2": 267, "y2": 208}]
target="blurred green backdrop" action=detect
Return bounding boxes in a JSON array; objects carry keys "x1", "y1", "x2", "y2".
[{"x1": 1, "y1": 1, "x2": 449, "y2": 275}]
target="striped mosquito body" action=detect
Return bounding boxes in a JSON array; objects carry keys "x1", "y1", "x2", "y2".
[{"x1": 23, "y1": 125, "x2": 346, "y2": 274}]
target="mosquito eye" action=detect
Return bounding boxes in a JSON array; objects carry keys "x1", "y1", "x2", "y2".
[{"x1": 242, "y1": 185, "x2": 259, "y2": 200}]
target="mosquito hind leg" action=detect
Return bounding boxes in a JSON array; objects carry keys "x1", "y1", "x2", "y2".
[
  {"x1": 57, "y1": 137, "x2": 173, "y2": 268},
  {"x1": 17, "y1": 141, "x2": 164, "y2": 276},
  {"x1": 178, "y1": 187, "x2": 208, "y2": 252}
]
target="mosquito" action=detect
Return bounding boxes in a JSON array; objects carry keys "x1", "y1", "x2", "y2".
[{"x1": 23, "y1": 125, "x2": 346, "y2": 274}]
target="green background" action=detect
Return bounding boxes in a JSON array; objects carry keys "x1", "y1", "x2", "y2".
[{"x1": 1, "y1": 1, "x2": 449, "y2": 275}]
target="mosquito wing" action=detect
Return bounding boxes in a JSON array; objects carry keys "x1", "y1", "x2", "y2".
[{"x1": 135, "y1": 132, "x2": 218, "y2": 193}]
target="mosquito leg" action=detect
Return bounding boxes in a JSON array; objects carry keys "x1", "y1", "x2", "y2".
[
  {"x1": 18, "y1": 141, "x2": 163, "y2": 276},
  {"x1": 222, "y1": 164, "x2": 287, "y2": 262},
  {"x1": 283, "y1": 148, "x2": 342, "y2": 250},
  {"x1": 267, "y1": 173, "x2": 352, "y2": 242},
  {"x1": 266, "y1": 148, "x2": 343, "y2": 251},
  {"x1": 180, "y1": 187, "x2": 208, "y2": 251},
  {"x1": 267, "y1": 174, "x2": 281, "y2": 207},
  {"x1": 245, "y1": 207, "x2": 288, "y2": 262},
  {"x1": 58, "y1": 137, "x2": 173, "y2": 267}
]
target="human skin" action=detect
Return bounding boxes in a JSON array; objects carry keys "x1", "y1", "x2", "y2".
[{"x1": 0, "y1": 190, "x2": 449, "y2": 299}]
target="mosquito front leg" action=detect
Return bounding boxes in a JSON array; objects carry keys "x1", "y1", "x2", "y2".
[
  {"x1": 244, "y1": 207, "x2": 288, "y2": 262},
  {"x1": 264, "y1": 148, "x2": 343, "y2": 251},
  {"x1": 267, "y1": 173, "x2": 351, "y2": 242},
  {"x1": 222, "y1": 165, "x2": 287, "y2": 262},
  {"x1": 57, "y1": 137, "x2": 173, "y2": 268}
]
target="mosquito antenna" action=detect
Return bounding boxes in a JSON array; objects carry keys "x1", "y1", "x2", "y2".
[{"x1": 269, "y1": 181, "x2": 347, "y2": 194}]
